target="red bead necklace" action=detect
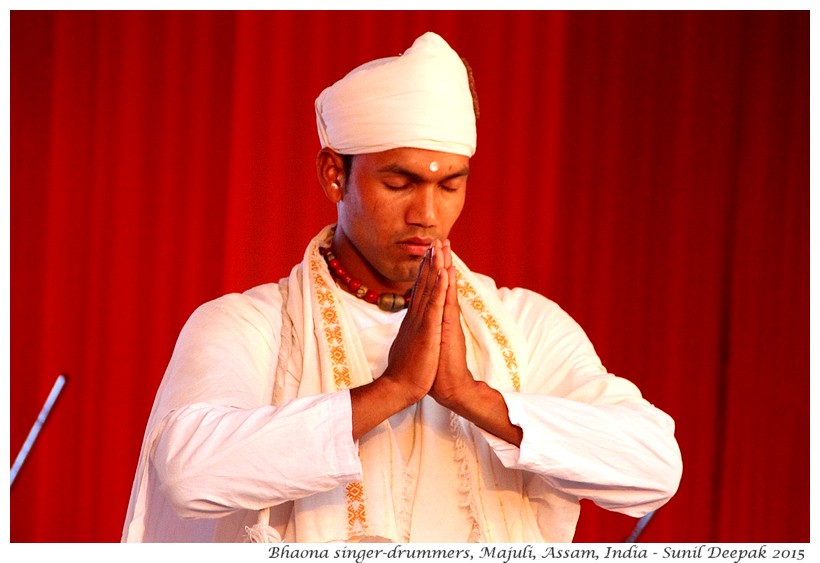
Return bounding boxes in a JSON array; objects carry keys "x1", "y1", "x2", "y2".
[{"x1": 319, "y1": 246, "x2": 412, "y2": 312}]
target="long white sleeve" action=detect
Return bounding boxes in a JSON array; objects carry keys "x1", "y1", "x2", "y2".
[
  {"x1": 481, "y1": 285, "x2": 682, "y2": 517},
  {"x1": 485, "y1": 393, "x2": 681, "y2": 516},
  {"x1": 152, "y1": 394, "x2": 362, "y2": 518},
  {"x1": 143, "y1": 286, "x2": 362, "y2": 519}
]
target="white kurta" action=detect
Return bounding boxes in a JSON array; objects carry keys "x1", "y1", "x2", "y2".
[{"x1": 122, "y1": 273, "x2": 682, "y2": 543}]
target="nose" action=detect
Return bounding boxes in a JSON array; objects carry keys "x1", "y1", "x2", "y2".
[{"x1": 406, "y1": 185, "x2": 437, "y2": 228}]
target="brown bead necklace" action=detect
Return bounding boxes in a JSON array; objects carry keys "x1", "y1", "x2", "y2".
[{"x1": 319, "y1": 246, "x2": 412, "y2": 313}]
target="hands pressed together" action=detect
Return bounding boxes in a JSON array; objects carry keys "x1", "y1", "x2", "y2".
[
  {"x1": 350, "y1": 240, "x2": 523, "y2": 446},
  {"x1": 385, "y1": 239, "x2": 472, "y2": 408}
]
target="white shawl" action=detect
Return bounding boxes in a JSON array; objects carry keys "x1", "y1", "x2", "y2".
[{"x1": 247, "y1": 226, "x2": 541, "y2": 542}]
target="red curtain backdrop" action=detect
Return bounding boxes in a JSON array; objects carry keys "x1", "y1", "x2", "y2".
[{"x1": 10, "y1": 11, "x2": 808, "y2": 543}]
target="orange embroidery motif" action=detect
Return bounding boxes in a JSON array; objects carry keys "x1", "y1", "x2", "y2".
[
  {"x1": 345, "y1": 482, "x2": 367, "y2": 532},
  {"x1": 324, "y1": 326, "x2": 343, "y2": 344},
  {"x1": 330, "y1": 345, "x2": 347, "y2": 364},
  {"x1": 457, "y1": 281, "x2": 477, "y2": 299},
  {"x1": 317, "y1": 289, "x2": 334, "y2": 306},
  {"x1": 483, "y1": 314, "x2": 500, "y2": 333},
  {"x1": 456, "y1": 271, "x2": 522, "y2": 392},
  {"x1": 310, "y1": 243, "x2": 367, "y2": 534},
  {"x1": 333, "y1": 365, "x2": 351, "y2": 388},
  {"x1": 322, "y1": 308, "x2": 339, "y2": 325}
]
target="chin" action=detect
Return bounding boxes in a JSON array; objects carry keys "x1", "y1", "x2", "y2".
[{"x1": 386, "y1": 261, "x2": 422, "y2": 284}]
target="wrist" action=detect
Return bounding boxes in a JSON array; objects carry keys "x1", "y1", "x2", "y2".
[
  {"x1": 350, "y1": 373, "x2": 424, "y2": 441},
  {"x1": 433, "y1": 376, "x2": 480, "y2": 414},
  {"x1": 438, "y1": 380, "x2": 524, "y2": 447},
  {"x1": 379, "y1": 369, "x2": 426, "y2": 408}
]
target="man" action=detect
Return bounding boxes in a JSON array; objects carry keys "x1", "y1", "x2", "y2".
[{"x1": 123, "y1": 32, "x2": 681, "y2": 543}]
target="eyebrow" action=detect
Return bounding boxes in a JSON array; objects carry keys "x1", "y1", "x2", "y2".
[{"x1": 376, "y1": 163, "x2": 470, "y2": 184}]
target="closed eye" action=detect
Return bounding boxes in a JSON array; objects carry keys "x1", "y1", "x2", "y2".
[{"x1": 384, "y1": 182, "x2": 411, "y2": 191}]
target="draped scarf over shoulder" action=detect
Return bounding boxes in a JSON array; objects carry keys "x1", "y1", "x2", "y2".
[{"x1": 248, "y1": 226, "x2": 541, "y2": 543}]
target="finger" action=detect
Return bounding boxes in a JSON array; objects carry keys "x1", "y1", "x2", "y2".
[
  {"x1": 433, "y1": 239, "x2": 445, "y2": 272},
  {"x1": 408, "y1": 244, "x2": 435, "y2": 316},
  {"x1": 424, "y1": 259, "x2": 449, "y2": 318},
  {"x1": 421, "y1": 240, "x2": 446, "y2": 313},
  {"x1": 442, "y1": 239, "x2": 453, "y2": 270},
  {"x1": 428, "y1": 240, "x2": 444, "y2": 289},
  {"x1": 442, "y1": 265, "x2": 460, "y2": 326}
]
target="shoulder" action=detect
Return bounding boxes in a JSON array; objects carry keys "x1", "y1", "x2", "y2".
[
  {"x1": 184, "y1": 282, "x2": 286, "y2": 338},
  {"x1": 472, "y1": 273, "x2": 595, "y2": 352},
  {"x1": 471, "y1": 272, "x2": 567, "y2": 325}
]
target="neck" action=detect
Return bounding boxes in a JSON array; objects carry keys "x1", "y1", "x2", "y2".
[
  {"x1": 321, "y1": 245, "x2": 413, "y2": 312},
  {"x1": 330, "y1": 229, "x2": 415, "y2": 296}
]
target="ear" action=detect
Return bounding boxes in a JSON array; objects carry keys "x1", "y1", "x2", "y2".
[{"x1": 316, "y1": 148, "x2": 346, "y2": 203}]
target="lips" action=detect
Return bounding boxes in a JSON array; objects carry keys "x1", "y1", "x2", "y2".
[{"x1": 397, "y1": 237, "x2": 434, "y2": 256}]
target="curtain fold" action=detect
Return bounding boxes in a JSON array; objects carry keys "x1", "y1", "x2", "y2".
[{"x1": 10, "y1": 10, "x2": 808, "y2": 542}]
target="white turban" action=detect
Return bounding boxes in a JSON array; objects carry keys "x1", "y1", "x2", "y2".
[{"x1": 315, "y1": 32, "x2": 477, "y2": 157}]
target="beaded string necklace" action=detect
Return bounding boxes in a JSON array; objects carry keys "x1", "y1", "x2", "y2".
[{"x1": 319, "y1": 246, "x2": 412, "y2": 313}]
